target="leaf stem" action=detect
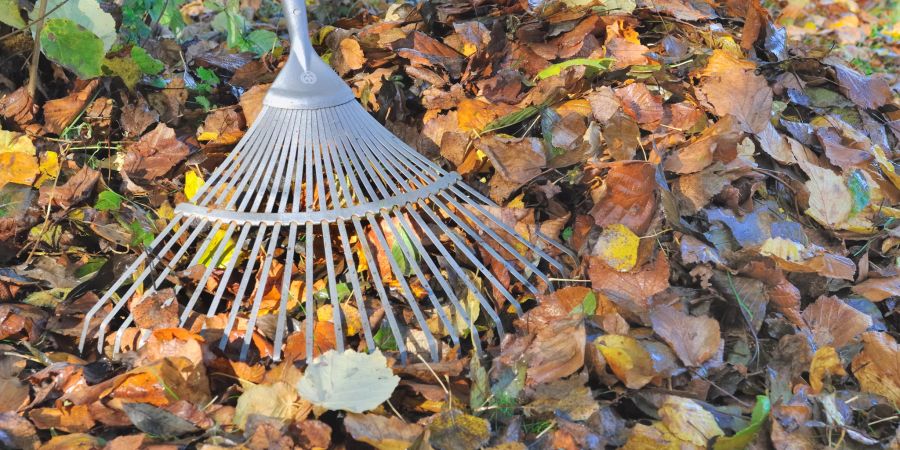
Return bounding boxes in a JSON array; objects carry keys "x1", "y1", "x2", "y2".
[{"x1": 27, "y1": 0, "x2": 49, "y2": 98}]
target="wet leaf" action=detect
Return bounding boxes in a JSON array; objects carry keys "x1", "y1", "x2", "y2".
[{"x1": 429, "y1": 409, "x2": 491, "y2": 450}]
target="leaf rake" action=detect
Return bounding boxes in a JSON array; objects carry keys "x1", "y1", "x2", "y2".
[{"x1": 80, "y1": 0, "x2": 571, "y2": 363}]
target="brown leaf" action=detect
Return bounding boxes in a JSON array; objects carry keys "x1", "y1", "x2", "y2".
[
  {"x1": 615, "y1": 83, "x2": 664, "y2": 131},
  {"x1": 602, "y1": 110, "x2": 640, "y2": 161},
  {"x1": 120, "y1": 96, "x2": 159, "y2": 137},
  {"x1": 589, "y1": 255, "x2": 669, "y2": 316},
  {"x1": 35, "y1": 433, "x2": 102, "y2": 450},
  {"x1": 851, "y1": 332, "x2": 900, "y2": 405},
  {"x1": 605, "y1": 38, "x2": 650, "y2": 70},
  {"x1": 38, "y1": 165, "x2": 100, "y2": 209},
  {"x1": 344, "y1": 412, "x2": 424, "y2": 449},
  {"x1": 637, "y1": 0, "x2": 717, "y2": 21},
  {"x1": 525, "y1": 373, "x2": 599, "y2": 421},
  {"x1": 197, "y1": 107, "x2": 246, "y2": 146},
  {"x1": 829, "y1": 61, "x2": 894, "y2": 110},
  {"x1": 43, "y1": 80, "x2": 101, "y2": 135},
  {"x1": 29, "y1": 404, "x2": 96, "y2": 433},
  {"x1": 589, "y1": 161, "x2": 658, "y2": 235},
  {"x1": 696, "y1": 50, "x2": 773, "y2": 133},
  {"x1": 478, "y1": 135, "x2": 546, "y2": 202},
  {"x1": 239, "y1": 83, "x2": 271, "y2": 125},
  {"x1": 852, "y1": 273, "x2": 900, "y2": 302},
  {"x1": 802, "y1": 296, "x2": 872, "y2": 348},
  {"x1": 0, "y1": 411, "x2": 39, "y2": 450},
  {"x1": 0, "y1": 87, "x2": 37, "y2": 126},
  {"x1": 0, "y1": 303, "x2": 48, "y2": 342},
  {"x1": 338, "y1": 38, "x2": 366, "y2": 74},
  {"x1": 129, "y1": 288, "x2": 179, "y2": 330},
  {"x1": 0, "y1": 377, "x2": 29, "y2": 413},
  {"x1": 394, "y1": 31, "x2": 465, "y2": 78},
  {"x1": 122, "y1": 123, "x2": 190, "y2": 182},
  {"x1": 650, "y1": 305, "x2": 721, "y2": 367},
  {"x1": 147, "y1": 77, "x2": 188, "y2": 124},
  {"x1": 664, "y1": 115, "x2": 743, "y2": 174},
  {"x1": 282, "y1": 322, "x2": 338, "y2": 362}
]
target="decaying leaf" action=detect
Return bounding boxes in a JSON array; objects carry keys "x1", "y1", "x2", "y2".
[
  {"x1": 233, "y1": 381, "x2": 298, "y2": 428},
  {"x1": 344, "y1": 413, "x2": 424, "y2": 450},
  {"x1": 594, "y1": 334, "x2": 658, "y2": 389},
  {"x1": 650, "y1": 305, "x2": 721, "y2": 367},
  {"x1": 122, "y1": 123, "x2": 190, "y2": 182},
  {"x1": 850, "y1": 332, "x2": 900, "y2": 405},
  {"x1": 809, "y1": 346, "x2": 846, "y2": 394},
  {"x1": 801, "y1": 296, "x2": 872, "y2": 348},
  {"x1": 429, "y1": 409, "x2": 491, "y2": 450}
]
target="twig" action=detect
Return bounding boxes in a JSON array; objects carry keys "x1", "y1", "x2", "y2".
[{"x1": 26, "y1": 0, "x2": 49, "y2": 98}]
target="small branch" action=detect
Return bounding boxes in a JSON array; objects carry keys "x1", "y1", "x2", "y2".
[{"x1": 27, "y1": 0, "x2": 50, "y2": 98}]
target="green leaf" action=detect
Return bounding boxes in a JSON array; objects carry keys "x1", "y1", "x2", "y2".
[
  {"x1": 195, "y1": 95, "x2": 212, "y2": 111},
  {"x1": 41, "y1": 19, "x2": 105, "y2": 79},
  {"x1": 94, "y1": 189, "x2": 124, "y2": 211},
  {"x1": 535, "y1": 57, "x2": 615, "y2": 80},
  {"x1": 103, "y1": 56, "x2": 141, "y2": 89},
  {"x1": 245, "y1": 29, "x2": 279, "y2": 56},
  {"x1": 712, "y1": 395, "x2": 771, "y2": 450},
  {"x1": 0, "y1": 0, "x2": 26, "y2": 28},
  {"x1": 390, "y1": 225, "x2": 418, "y2": 276},
  {"x1": 373, "y1": 325, "x2": 398, "y2": 352},
  {"x1": 481, "y1": 105, "x2": 540, "y2": 134},
  {"x1": 571, "y1": 291, "x2": 597, "y2": 316},
  {"x1": 469, "y1": 357, "x2": 489, "y2": 412},
  {"x1": 600, "y1": 0, "x2": 637, "y2": 14},
  {"x1": 24, "y1": 288, "x2": 70, "y2": 308},
  {"x1": 195, "y1": 67, "x2": 220, "y2": 86},
  {"x1": 74, "y1": 257, "x2": 107, "y2": 279},
  {"x1": 131, "y1": 46, "x2": 164, "y2": 75},
  {"x1": 296, "y1": 349, "x2": 400, "y2": 413},
  {"x1": 848, "y1": 169, "x2": 870, "y2": 215},
  {"x1": 33, "y1": 0, "x2": 117, "y2": 51},
  {"x1": 128, "y1": 220, "x2": 154, "y2": 247}
]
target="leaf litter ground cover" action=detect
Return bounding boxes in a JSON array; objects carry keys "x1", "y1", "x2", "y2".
[{"x1": 0, "y1": 0, "x2": 898, "y2": 448}]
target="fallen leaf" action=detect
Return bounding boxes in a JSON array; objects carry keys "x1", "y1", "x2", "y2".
[
  {"x1": 809, "y1": 346, "x2": 846, "y2": 394},
  {"x1": 128, "y1": 288, "x2": 179, "y2": 330},
  {"x1": 122, "y1": 123, "x2": 190, "y2": 182},
  {"x1": 122, "y1": 402, "x2": 200, "y2": 438},
  {"x1": 590, "y1": 161, "x2": 658, "y2": 235},
  {"x1": 344, "y1": 412, "x2": 425, "y2": 450},
  {"x1": 801, "y1": 296, "x2": 872, "y2": 348},
  {"x1": 120, "y1": 96, "x2": 159, "y2": 137},
  {"x1": 233, "y1": 381, "x2": 298, "y2": 429},
  {"x1": 36, "y1": 433, "x2": 101, "y2": 450},
  {"x1": 829, "y1": 61, "x2": 893, "y2": 110},
  {"x1": 296, "y1": 349, "x2": 399, "y2": 413},
  {"x1": 852, "y1": 274, "x2": 900, "y2": 302},
  {"x1": 594, "y1": 334, "x2": 658, "y2": 389},
  {"x1": 711, "y1": 396, "x2": 770, "y2": 450},
  {"x1": 696, "y1": 50, "x2": 772, "y2": 133},
  {"x1": 659, "y1": 396, "x2": 724, "y2": 446},
  {"x1": 0, "y1": 412, "x2": 39, "y2": 450},
  {"x1": 589, "y1": 255, "x2": 670, "y2": 315},
  {"x1": 38, "y1": 165, "x2": 100, "y2": 209},
  {"x1": 592, "y1": 223, "x2": 640, "y2": 272},
  {"x1": 43, "y1": 80, "x2": 100, "y2": 135},
  {"x1": 615, "y1": 83, "x2": 664, "y2": 130},
  {"x1": 28, "y1": 404, "x2": 95, "y2": 433},
  {"x1": 850, "y1": 332, "x2": 900, "y2": 405},
  {"x1": 0, "y1": 152, "x2": 39, "y2": 190},
  {"x1": 429, "y1": 409, "x2": 491, "y2": 450},
  {"x1": 525, "y1": 373, "x2": 599, "y2": 421},
  {"x1": 650, "y1": 305, "x2": 721, "y2": 367},
  {"x1": 197, "y1": 107, "x2": 245, "y2": 145},
  {"x1": 239, "y1": 83, "x2": 271, "y2": 125},
  {"x1": 800, "y1": 161, "x2": 853, "y2": 229}
]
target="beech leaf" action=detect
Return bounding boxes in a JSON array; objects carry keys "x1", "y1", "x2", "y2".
[{"x1": 296, "y1": 349, "x2": 399, "y2": 413}]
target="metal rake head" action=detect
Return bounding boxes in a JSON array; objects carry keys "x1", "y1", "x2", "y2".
[{"x1": 79, "y1": 0, "x2": 571, "y2": 363}]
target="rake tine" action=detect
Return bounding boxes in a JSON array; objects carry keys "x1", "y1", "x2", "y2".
[
  {"x1": 303, "y1": 224, "x2": 315, "y2": 361},
  {"x1": 273, "y1": 223, "x2": 297, "y2": 361},
  {"x1": 416, "y1": 199, "x2": 523, "y2": 316},
  {"x1": 192, "y1": 107, "x2": 272, "y2": 203},
  {"x1": 178, "y1": 221, "x2": 232, "y2": 326},
  {"x1": 78, "y1": 214, "x2": 185, "y2": 352},
  {"x1": 351, "y1": 217, "x2": 409, "y2": 361},
  {"x1": 205, "y1": 224, "x2": 253, "y2": 318},
  {"x1": 240, "y1": 224, "x2": 281, "y2": 359},
  {"x1": 366, "y1": 212, "x2": 439, "y2": 361},
  {"x1": 353, "y1": 106, "x2": 568, "y2": 271},
  {"x1": 94, "y1": 216, "x2": 198, "y2": 350},
  {"x1": 219, "y1": 223, "x2": 267, "y2": 352}
]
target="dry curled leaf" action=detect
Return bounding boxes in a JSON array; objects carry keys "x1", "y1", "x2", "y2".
[
  {"x1": 122, "y1": 123, "x2": 190, "y2": 182},
  {"x1": 850, "y1": 332, "x2": 900, "y2": 405}
]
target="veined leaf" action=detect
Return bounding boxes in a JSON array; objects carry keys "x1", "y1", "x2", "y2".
[
  {"x1": 33, "y1": 0, "x2": 117, "y2": 52},
  {"x1": 0, "y1": 0, "x2": 26, "y2": 28},
  {"x1": 481, "y1": 105, "x2": 540, "y2": 134},
  {"x1": 131, "y1": 46, "x2": 165, "y2": 75},
  {"x1": 535, "y1": 57, "x2": 614, "y2": 80},
  {"x1": 41, "y1": 19, "x2": 105, "y2": 79},
  {"x1": 95, "y1": 189, "x2": 124, "y2": 211},
  {"x1": 296, "y1": 349, "x2": 400, "y2": 413}
]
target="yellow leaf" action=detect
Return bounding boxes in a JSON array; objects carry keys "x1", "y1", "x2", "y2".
[
  {"x1": 199, "y1": 229, "x2": 238, "y2": 269},
  {"x1": 592, "y1": 224, "x2": 639, "y2": 272},
  {"x1": 0, "y1": 152, "x2": 39, "y2": 190},
  {"x1": 555, "y1": 99, "x2": 592, "y2": 117},
  {"x1": 809, "y1": 346, "x2": 846, "y2": 394},
  {"x1": 197, "y1": 131, "x2": 219, "y2": 142},
  {"x1": 594, "y1": 334, "x2": 657, "y2": 389},
  {"x1": 36, "y1": 151, "x2": 60, "y2": 187},
  {"x1": 0, "y1": 129, "x2": 35, "y2": 155},
  {"x1": 760, "y1": 237, "x2": 804, "y2": 262},
  {"x1": 658, "y1": 396, "x2": 724, "y2": 446},
  {"x1": 317, "y1": 304, "x2": 362, "y2": 336},
  {"x1": 184, "y1": 169, "x2": 204, "y2": 200}
]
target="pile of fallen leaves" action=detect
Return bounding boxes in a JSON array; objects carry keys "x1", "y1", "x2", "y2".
[{"x1": 0, "y1": 0, "x2": 899, "y2": 448}]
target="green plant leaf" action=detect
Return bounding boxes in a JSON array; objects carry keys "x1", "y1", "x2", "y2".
[
  {"x1": 481, "y1": 105, "x2": 541, "y2": 134},
  {"x1": 535, "y1": 57, "x2": 615, "y2": 80},
  {"x1": 94, "y1": 189, "x2": 124, "y2": 211},
  {"x1": 32, "y1": 0, "x2": 117, "y2": 51},
  {"x1": 296, "y1": 349, "x2": 400, "y2": 413},
  {"x1": 131, "y1": 46, "x2": 164, "y2": 75},
  {"x1": 103, "y1": 55, "x2": 141, "y2": 89},
  {"x1": 196, "y1": 67, "x2": 220, "y2": 86},
  {"x1": 40, "y1": 19, "x2": 105, "y2": 79},
  {"x1": 712, "y1": 395, "x2": 771, "y2": 450},
  {"x1": 0, "y1": 0, "x2": 26, "y2": 28},
  {"x1": 245, "y1": 29, "x2": 279, "y2": 56},
  {"x1": 128, "y1": 220, "x2": 155, "y2": 247}
]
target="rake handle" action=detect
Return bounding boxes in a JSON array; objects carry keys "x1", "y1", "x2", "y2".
[{"x1": 281, "y1": 0, "x2": 316, "y2": 71}]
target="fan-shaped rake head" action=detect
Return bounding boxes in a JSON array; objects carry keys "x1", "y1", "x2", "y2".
[{"x1": 78, "y1": 0, "x2": 572, "y2": 363}]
